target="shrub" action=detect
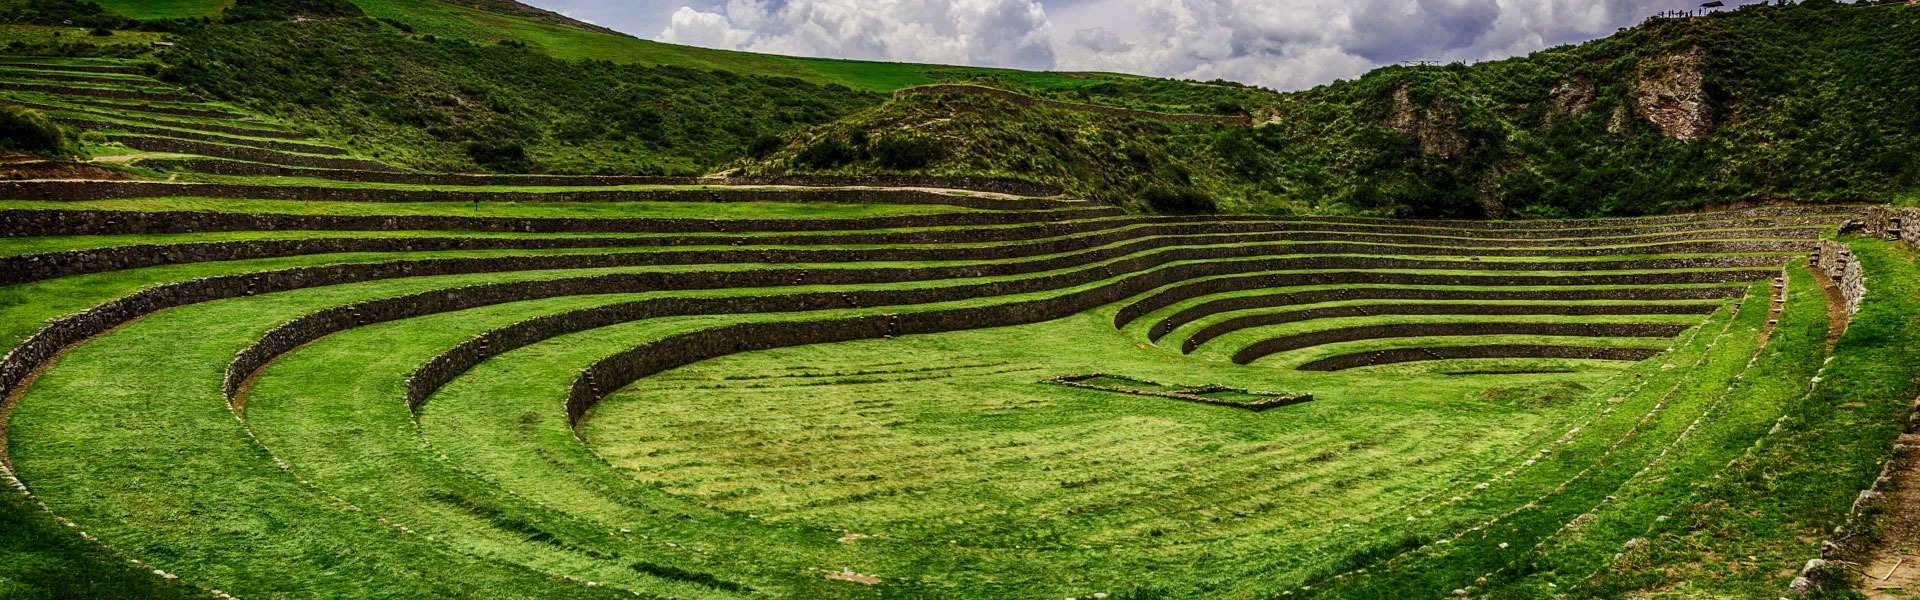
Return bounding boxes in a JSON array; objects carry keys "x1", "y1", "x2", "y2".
[
  {"x1": 78, "y1": 130, "x2": 109, "y2": 144},
  {"x1": 88, "y1": 27, "x2": 113, "y2": 37},
  {"x1": 464, "y1": 140, "x2": 533, "y2": 173},
  {"x1": 222, "y1": 0, "x2": 363, "y2": 23},
  {"x1": 0, "y1": 105, "x2": 72, "y2": 154},
  {"x1": 1142, "y1": 186, "x2": 1217, "y2": 214},
  {"x1": 744, "y1": 133, "x2": 784, "y2": 158},
  {"x1": 871, "y1": 135, "x2": 941, "y2": 169},
  {"x1": 794, "y1": 138, "x2": 857, "y2": 169}
]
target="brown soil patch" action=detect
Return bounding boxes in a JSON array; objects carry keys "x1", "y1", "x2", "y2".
[
  {"x1": 1861, "y1": 432, "x2": 1920, "y2": 599},
  {"x1": 1810, "y1": 261, "x2": 1851, "y2": 350},
  {"x1": 824, "y1": 569, "x2": 880, "y2": 585}
]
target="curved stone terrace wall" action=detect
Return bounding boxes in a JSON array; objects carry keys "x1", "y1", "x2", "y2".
[
  {"x1": 0, "y1": 206, "x2": 1125, "y2": 237},
  {"x1": 110, "y1": 137, "x2": 399, "y2": 172},
  {"x1": 1294, "y1": 345, "x2": 1667, "y2": 371},
  {"x1": 54, "y1": 119, "x2": 344, "y2": 155},
  {"x1": 0, "y1": 180, "x2": 1082, "y2": 211},
  {"x1": 66, "y1": 98, "x2": 250, "y2": 120},
  {"x1": 0, "y1": 81, "x2": 199, "y2": 103},
  {"x1": 8, "y1": 101, "x2": 307, "y2": 139},
  {"x1": 1231, "y1": 321, "x2": 1695, "y2": 365},
  {"x1": 135, "y1": 159, "x2": 1065, "y2": 197},
  {"x1": 1181, "y1": 301, "x2": 1723, "y2": 353},
  {"x1": 1151, "y1": 285, "x2": 1748, "y2": 343},
  {"x1": 0, "y1": 222, "x2": 1814, "y2": 286},
  {"x1": 1114, "y1": 265, "x2": 1782, "y2": 328}
]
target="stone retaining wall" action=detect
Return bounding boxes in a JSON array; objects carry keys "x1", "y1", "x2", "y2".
[
  {"x1": 1154, "y1": 286, "x2": 1749, "y2": 343},
  {"x1": 561, "y1": 267, "x2": 1774, "y2": 424},
  {"x1": 0, "y1": 223, "x2": 1817, "y2": 286},
  {"x1": 1813, "y1": 238, "x2": 1867, "y2": 316},
  {"x1": 0, "y1": 81, "x2": 199, "y2": 103},
  {"x1": 1231, "y1": 322, "x2": 1694, "y2": 365},
  {"x1": 0, "y1": 180, "x2": 1079, "y2": 211},
  {"x1": 1865, "y1": 206, "x2": 1920, "y2": 244},
  {"x1": 9, "y1": 101, "x2": 307, "y2": 139},
  {"x1": 136, "y1": 160, "x2": 1066, "y2": 197},
  {"x1": 0, "y1": 202, "x2": 1842, "y2": 241},
  {"x1": 52, "y1": 119, "x2": 343, "y2": 155},
  {"x1": 1294, "y1": 345, "x2": 1667, "y2": 371},
  {"x1": 1181, "y1": 300, "x2": 1724, "y2": 352},
  {"x1": 0, "y1": 62, "x2": 145, "y2": 75},
  {"x1": 67, "y1": 98, "x2": 248, "y2": 120},
  {"x1": 1114, "y1": 266, "x2": 1781, "y2": 328},
  {"x1": 110, "y1": 137, "x2": 399, "y2": 172},
  {"x1": 0, "y1": 70, "x2": 153, "y2": 86},
  {"x1": 0, "y1": 206, "x2": 1123, "y2": 237},
  {"x1": 895, "y1": 84, "x2": 1252, "y2": 125}
]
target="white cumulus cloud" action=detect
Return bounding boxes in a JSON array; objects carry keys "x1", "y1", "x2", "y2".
[
  {"x1": 1053, "y1": 0, "x2": 1761, "y2": 90},
  {"x1": 657, "y1": 0, "x2": 1057, "y2": 71}
]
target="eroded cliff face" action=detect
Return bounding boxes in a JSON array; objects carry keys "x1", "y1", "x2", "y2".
[
  {"x1": 1386, "y1": 87, "x2": 1467, "y2": 157},
  {"x1": 1545, "y1": 80, "x2": 1596, "y2": 125},
  {"x1": 1631, "y1": 47, "x2": 1715, "y2": 143}
]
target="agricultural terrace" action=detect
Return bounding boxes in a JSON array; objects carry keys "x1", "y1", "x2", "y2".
[{"x1": 5, "y1": 55, "x2": 1920, "y2": 600}]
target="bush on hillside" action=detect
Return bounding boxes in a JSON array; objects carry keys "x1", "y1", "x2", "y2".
[
  {"x1": 465, "y1": 140, "x2": 533, "y2": 173},
  {"x1": 222, "y1": 0, "x2": 363, "y2": 23},
  {"x1": 0, "y1": 105, "x2": 72, "y2": 155},
  {"x1": 0, "y1": 0, "x2": 134, "y2": 29},
  {"x1": 871, "y1": 135, "x2": 940, "y2": 170},
  {"x1": 1142, "y1": 186, "x2": 1217, "y2": 214},
  {"x1": 795, "y1": 138, "x2": 858, "y2": 169},
  {"x1": 159, "y1": 19, "x2": 877, "y2": 173}
]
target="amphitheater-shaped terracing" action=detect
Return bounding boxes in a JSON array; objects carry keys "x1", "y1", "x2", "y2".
[{"x1": 7, "y1": 55, "x2": 1920, "y2": 600}]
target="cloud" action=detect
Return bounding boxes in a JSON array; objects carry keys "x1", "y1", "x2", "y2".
[
  {"x1": 656, "y1": 0, "x2": 1056, "y2": 71},
  {"x1": 632, "y1": 0, "x2": 1765, "y2": 90},
  {"x1": 1053, "y1": 0, "x2": 1762, "y2": 90}
]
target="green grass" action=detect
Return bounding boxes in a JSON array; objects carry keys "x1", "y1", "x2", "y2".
[
  {"x1": 89, "y1": 0, "x2": 231, "y2": 20},
  {"x1": 0, "y1": 487, "x2": 203, "y2": 600},
  {"x1": 0, "y1": 195, "x2": 1883, "y2": 599}
]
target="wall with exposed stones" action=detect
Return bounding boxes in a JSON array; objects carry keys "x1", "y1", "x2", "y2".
[
  {"x1": 1294, "y1": 345, "x2": 1666, "y2": 371},
  {"x1": 0, "y1": 206, "x2": 1125, "y2": 237},
  {"x1": 1814, "y1": 238, "x2": 1867, "y2": 316},
  {"x1": 112, "y1": 137, "x2": 398, "y2": 171},
  {"x1": 0, "y1": 180, "x2": 1082, "y2": 210},
  {"x1": 1183, "y1": 300, "x2": 1722, "y2": 352},
  {"x1": 54, "y1": 120, "x2": 343, "y2": 154},
  {"x1": 0, "y1": 220, "x2": 1820, "y2": 286},
  {"x1": 1115, "y1": 263, "x2": 1782, "y2": 328},
  {"x1": 1152, "y1": 285, "x2": 1749, "y2": 342},
  {"x1": 136, "y1": 160, "x2": 1068, "y2": 197},
  {"x1": 0, "y1": 81, "x2": 197, "y2": 103},
  {"x1": 1231, "y1": 321, "x2": 1695, "y2": 365}
]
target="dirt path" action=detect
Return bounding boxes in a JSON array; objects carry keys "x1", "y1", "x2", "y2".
[
  {"x1": 1861, "y1": 431, "x2": 1920, "y2": 599},
  {"x1": 1809, "y1": 261, "x2": 1851, "y2": 351}
]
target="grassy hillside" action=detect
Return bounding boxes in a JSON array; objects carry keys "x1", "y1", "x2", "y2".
[
  {"x1": 753, "y1": 1, "x2": 1920, "y2": 217},
  {"x1": 156, "y1": 17, "x2": 880, "y2": 174}
]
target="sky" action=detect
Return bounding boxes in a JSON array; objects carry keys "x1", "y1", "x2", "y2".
[{"x1": 517, "y1": 0, "x2": 1769, "y2": 91}]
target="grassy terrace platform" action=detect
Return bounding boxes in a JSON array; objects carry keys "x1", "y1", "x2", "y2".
[{"x1": 6, "y1": 180, "x2": 1915, "y2": 599}]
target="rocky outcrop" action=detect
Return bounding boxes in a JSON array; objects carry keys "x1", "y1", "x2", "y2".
[
  {"x1": 1387, "y1": 87, "x2": 1467, "y2": 157},
  {"x1": 1631, "y1": 47, "x2": 1714, "y2": 143}
]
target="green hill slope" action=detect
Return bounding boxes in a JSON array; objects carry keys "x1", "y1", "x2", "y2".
[{"x1": 750, "y1": 1, "x2": 1920, "y2": 218}]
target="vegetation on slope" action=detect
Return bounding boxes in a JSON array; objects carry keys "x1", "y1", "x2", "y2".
[
  {"x1": 155, "y1": 17, "x2": 879, "y2": 174},
  {"x1": 754, "y1": 2, "x2": 1920, "y2": 217}
]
